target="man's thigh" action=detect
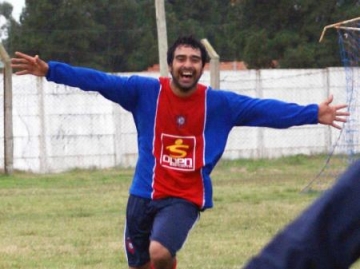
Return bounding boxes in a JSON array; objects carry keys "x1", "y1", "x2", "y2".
[{"x1": 150, "y1": 198, "x2": 200, "y2": 257}]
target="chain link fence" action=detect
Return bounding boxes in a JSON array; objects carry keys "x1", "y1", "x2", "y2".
[{"x1": 1, "y1": 68, "x2": 348, "y2": 173}]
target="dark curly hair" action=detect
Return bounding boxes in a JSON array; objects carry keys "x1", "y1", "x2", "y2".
[{"x1": 167, "y1": 35, "x2": 209, "y2": 68}]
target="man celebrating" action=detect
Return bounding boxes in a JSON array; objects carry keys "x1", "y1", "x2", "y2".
[{"x1": 11, "y1": 35, "x2": 349, "y2": 269}]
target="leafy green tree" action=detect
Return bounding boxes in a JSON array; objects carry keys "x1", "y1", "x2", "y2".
[
  {"x1": 242, "y1": 30, "x2": 273, "y2": 69},
  {"x1": 6, "y1": 0, "x2": 158, "y2": 71},
  {"x1": 166, "y1": 0, "x2": 241, "y2": 62},
  {"x1": 0, "y1": 1, "x2": 13, "y2": 19},
  {"x1": 7, "y1": 1, "x2": 104, "y2": 67},
  {"x1": 91, "y1": 0, "x2": 157, "y2": 71},
  {"x1": 0, "y1": 1, "x2": 18, "y2": 42},
  {"x1": 235, "y1": 0, "x2": 355, "y2": 68},
  {"x1": 4, "y1": 0, "x2": 360, "y2": 70}
]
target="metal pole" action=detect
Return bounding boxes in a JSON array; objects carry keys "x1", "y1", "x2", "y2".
[
  {"x1": 155, "y1": 0, "x2": 168, "y2": 77},
  {"x1": 201, "y1": 39, "x2": 220, "y2": 89},
  {"x1": 0, "y1": 44, "x2": 13, "y2": 175}
]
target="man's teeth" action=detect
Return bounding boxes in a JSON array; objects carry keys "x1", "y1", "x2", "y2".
[{"x1": 182, "y1": 71, "x2": 192, "y2": 76}]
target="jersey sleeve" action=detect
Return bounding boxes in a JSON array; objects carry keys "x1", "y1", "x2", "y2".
[
  {"x1": 223, "y1": 91, "x2": 319, "y2": 128},
  {"x1": 45, "y1": 61, "x2": 157, "y2": 112}
]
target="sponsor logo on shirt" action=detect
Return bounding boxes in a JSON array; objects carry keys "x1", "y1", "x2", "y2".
[{"x1": 160, "y1": 134, "x2": 195, "y2": 171}]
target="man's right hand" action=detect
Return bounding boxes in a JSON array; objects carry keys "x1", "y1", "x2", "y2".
[{"x1": 11, "y1": 52, "x2": 49, "y2": 77}]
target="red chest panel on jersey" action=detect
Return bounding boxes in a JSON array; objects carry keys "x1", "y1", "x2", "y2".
[{"x1": 152, "y1": 78, "x2": 207, "y2": 207}]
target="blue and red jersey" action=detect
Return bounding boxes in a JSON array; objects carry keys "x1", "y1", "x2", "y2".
[{"x1": 46, "y1": 62, "x2": 319, "y2": 210}]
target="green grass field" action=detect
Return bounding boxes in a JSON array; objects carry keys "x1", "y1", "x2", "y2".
[{"x1": 0, "y1": 155, "x2": 357, "y2": 268}]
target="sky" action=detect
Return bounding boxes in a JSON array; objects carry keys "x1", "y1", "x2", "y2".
[{"x1": 8, "y1": 0, "x2": 25, "y2": 21}]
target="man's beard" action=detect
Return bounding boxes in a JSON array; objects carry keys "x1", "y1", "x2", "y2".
[{"x1": 170, "y1": 70, "x2": 201, "y2": 93}]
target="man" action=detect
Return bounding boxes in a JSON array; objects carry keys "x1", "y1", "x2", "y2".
[
  {"x1": 243, "y1": 158, "x2": 360, "y2": 269},
  {"x1": 11, "y1": 35, "x2": 349, "y2": 269}
]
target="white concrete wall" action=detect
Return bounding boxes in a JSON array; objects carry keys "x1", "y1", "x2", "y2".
[{"x1": 6, "y1": 67, "x2": 351, "y2": 173}]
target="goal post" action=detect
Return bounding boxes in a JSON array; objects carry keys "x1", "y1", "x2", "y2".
[
  {"x1": 303, "y1": 17, "x2": 360, "y2": 192},
  {"x1": 0, "y1": 44, "x2": 13, "y2": 175},
  {"x1": 319, "y1": 17, "x2": 360, "y2": 42},
  {"x1": 201, "y1": 38, "x2": 220, "y2": 89}
]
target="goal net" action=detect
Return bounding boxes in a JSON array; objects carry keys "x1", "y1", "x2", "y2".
[{"x1": 303, "y1": 17, "x2": 360, "y2": 192}]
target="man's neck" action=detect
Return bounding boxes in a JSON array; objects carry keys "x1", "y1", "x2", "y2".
[{"x1": 170, "y1": 81, "x2": 197, "y2": 98}]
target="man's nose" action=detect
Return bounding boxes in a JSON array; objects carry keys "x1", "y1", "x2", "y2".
[{"x1": 183, "y1": 58, "x2": 193, "y2": 67}]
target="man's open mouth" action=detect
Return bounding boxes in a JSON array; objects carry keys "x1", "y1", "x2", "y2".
[{"x1": 181, "y1": 71, "x2": 193, "y2": 79}]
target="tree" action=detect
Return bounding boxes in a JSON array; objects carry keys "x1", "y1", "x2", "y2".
[
  {"x1": 4, "y1": 0, "x2": 359, "y2": 70},
  {"x1": 6, "y1": 0, "x2": 158, "y2": 72},
  {"x1": 0, "y1": 1, "x2": 17, "y2": 41},
  {"x1": 242, "y1": 30, "x2": 273, "y2": 69}
]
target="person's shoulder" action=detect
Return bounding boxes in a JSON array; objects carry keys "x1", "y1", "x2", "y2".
[
  {"x1": 125, "y1": 74, "x2": 160, "y2": 86},
  {"x1": 206, "y1": 87, "x2": 241, "y2": 98},
  {"x1": 205, "y1": 87, "x2": 237, "y2": 108},
  {"x1": 119, "y1": 75, "x2": 162, "y2": 96}
]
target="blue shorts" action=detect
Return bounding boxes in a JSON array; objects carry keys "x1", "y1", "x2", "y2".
[{"x1": 124, "y1": 195, "x2": 200, "y2": 267}]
